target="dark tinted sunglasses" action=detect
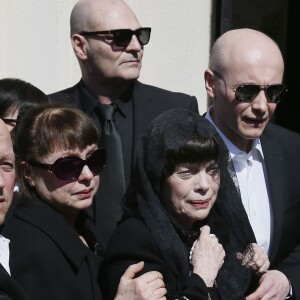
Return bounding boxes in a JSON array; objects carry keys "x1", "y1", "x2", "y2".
[
  {"x1": 214, "y1": 71, "x2": 287, "y2": 103},
  {"x1": 29, "y1": 148, "x2": 106, "y2": 181},
  {"x1": 79, "y1": 27, "x2": 151, "y2": 47}
]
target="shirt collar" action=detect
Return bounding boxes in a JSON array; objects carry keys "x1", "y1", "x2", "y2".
[
  {"x1": 79, "y1": 80, "x2": 134, "y2": 117},
  {"x1": 79, "y1": 80, "x2": 98, "y2": 116},
  {"x1": 205, "y1": 106, "x2": 264, "y2": 160},
  {"x1": 0, "y1": 235, "x2": 10, "y2": 274}
]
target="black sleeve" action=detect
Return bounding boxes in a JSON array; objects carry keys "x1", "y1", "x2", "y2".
[
  {"x1": 180, "y1": 273, "x2": 219, "y2": 300},
  {"x1": 102, "y1": 218, "x2": 218, "y2": 300}
]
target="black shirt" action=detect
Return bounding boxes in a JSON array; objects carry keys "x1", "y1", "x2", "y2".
[{"x1": 79, "y1": 81, "x2": 133, "y2": 187}]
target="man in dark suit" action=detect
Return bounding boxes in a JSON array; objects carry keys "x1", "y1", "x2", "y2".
[
  {"x1": 0, "y1": 119, "x2": 30, "y2": 300},
  {"x1": 204, "y1": 28, "x2": 300, "y2": 299},
  {"x1": 49, "y1": 0, "x2": 198, "y2": 251}
]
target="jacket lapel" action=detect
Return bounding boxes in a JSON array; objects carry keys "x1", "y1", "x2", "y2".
[
  {"x1": 132, "y1": 81, "x2": 152, "y2": 165},
  {"x1": 261, "y1": 125, "x2": 284, "y2": 263},
  {"x1": 15, "y1": 201, "x2": 90, "y2": 270},
  {"x1": 0, "y1": 263, "x2": 30, "y2": 300}
]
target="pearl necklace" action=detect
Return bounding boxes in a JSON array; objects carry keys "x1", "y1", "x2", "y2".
[
  {"x1": 189, "y1": 234, "x2": 216, "y2": 266},
  {"x1": 189, "y1": 239, "x2": 198, "y2": 267}
]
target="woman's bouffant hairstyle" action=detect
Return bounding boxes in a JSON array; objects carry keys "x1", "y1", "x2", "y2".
[
  {"x1": 14, "y1": 103, "x2": 101, "y2": 199},
  {"x1": 162, "y1": 135, "x2": 220, "y2": 180}
]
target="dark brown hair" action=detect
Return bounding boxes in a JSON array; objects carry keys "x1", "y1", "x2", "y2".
[
  {"x1": 14, "y1": 103, "x2": 101, "y2": 199},
  {"x1": 0, "y1": 78, "x2": 49, "y2": 119}
]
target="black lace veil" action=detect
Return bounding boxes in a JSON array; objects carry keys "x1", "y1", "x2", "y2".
[{"x1": 123, "y1": 109, "x2": 256, "y2": 299}]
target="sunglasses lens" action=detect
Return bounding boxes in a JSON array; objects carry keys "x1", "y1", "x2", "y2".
[
  {"x1": 114, "y1": 30, "x2": 133, "y2": 47},
  {"x1": 138, "y1": 28, "x2": 151, "y2": 45},
  {"x1": 52, "y1": 149, "x2": 105, "y2": 180},
  {"x1": 235, "y1": 85, "x2": 260, "y2": 102},
  {"x1": 53, "y1": 157, "x2": 83, "y2": 180},
  {"x1": 87, "y1": 149, "x2": 106, "y2": 174},
  {"x1": 266, "y1": 84, "x2": 287, "y2": 103},
  {"x1": 114, "y1": 28, "x2": 151, "y2": 47}
]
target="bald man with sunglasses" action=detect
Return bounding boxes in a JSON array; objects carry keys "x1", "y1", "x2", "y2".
[
  {"x1": 49, "y1": 0, "x2": 198, "y2": 254},
  {"x1": 204, "y1": 28, "x2": 300, "y2": 299}
]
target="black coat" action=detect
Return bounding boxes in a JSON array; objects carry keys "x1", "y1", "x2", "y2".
[
  {"x1": 102, "y1": 109, "x2": 256, "y2": 300},
  {"x1": 0, "y1": 263, "x2": 30, "y2": 300},
  {"x1": 2, "y1": 199, "x2": 102, "y2": 300},
  {"x1": 103, "y1": 217, "x2": 218, "y2": 300}
]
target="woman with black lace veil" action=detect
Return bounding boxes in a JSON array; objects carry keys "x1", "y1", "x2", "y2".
[{"x1": 102, "y1": 109, "x2": 269, "y2": 300}]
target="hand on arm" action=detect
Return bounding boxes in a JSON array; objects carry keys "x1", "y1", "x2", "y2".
[
  {"x1": 114, "y1": 261, "x2": 167, "y2": 300},
  {"x1": 191, "y1": 225, "x2": 225, "y2": 287},
  {"x1": 245, "y1": 270, "x2": 290, "y2": 300},
  {"x1": 236, "y1": 243, "x2": 270, "y2": 275}
]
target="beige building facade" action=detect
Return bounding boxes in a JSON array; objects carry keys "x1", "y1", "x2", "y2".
[{"x1": 0, "y1": 0, "x2": 213, "y2": 113}]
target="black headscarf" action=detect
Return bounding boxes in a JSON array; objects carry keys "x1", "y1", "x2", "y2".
[{"x1": 123, "y1": 109, "x2": 256, "y2": 299}]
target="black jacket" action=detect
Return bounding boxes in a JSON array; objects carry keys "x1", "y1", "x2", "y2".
[
  {"x1": 3, "y1": 199, "x2": 102, "y2": 300},
  {"x1": 0, "y1": 263, "x2": 30, "y2": 300}
]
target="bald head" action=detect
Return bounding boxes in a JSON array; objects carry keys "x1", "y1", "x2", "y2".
[
  {"x1": 70, "y1": 0, "x2": 140, "y2": 35},
  {"x1": 0, "y1": 119, "x2": 15, "y2": 225},
  {"x1": 209, "y1": 28, "x2": 284, "y2": 78},
  {"x1": 206, "y1": 28, "x2": 285, "y2": 152}
]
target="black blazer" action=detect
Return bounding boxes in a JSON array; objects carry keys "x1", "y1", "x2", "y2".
[
  {"x1": 261, "y1": 124, "x2": 300, "y2": 298},
  {"x1": 49, "y1": 80, "x2": 199, "y2": 169},
  {"x1": 2, "y1": 200, "x2": 102, "y2": 300},
  {"x1": 0, "y1": 264, "x2": 30, "y2": 300},
  {"x1": 49, "y1": 80, "x2": 199, "y2": 250}
]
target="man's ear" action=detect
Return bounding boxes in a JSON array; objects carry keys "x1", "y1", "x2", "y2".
[
  {"x1": 204, "y1": 69, "x2": 216, "y2": 99},
  {"x1": 71, "y1": 34, "x2": 88, "y2": 60},
  {"x1": 23, "y1": 163, "x2": 35, "y2": 188}
]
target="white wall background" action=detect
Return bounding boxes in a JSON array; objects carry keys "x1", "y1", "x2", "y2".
[{"x1": 0, "y1": 0, "x2": 212, "y2": 113}]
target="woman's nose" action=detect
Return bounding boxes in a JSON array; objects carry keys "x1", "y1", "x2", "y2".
[
  {"x1": 193, "y1": 172, "x2": 210, "y2": 192},
  {"x1": 78, "y1": 165, "x2": 94, "y2": 181}
]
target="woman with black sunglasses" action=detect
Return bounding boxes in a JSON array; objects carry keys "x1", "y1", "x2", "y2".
[{"x1": 2, "y1": 103, "x2": 166, "y2": 300}]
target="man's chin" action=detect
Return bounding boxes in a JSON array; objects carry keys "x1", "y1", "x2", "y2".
[
  {"x1": 240, "y1": 121, "x2": 268, "y2": 139},
  {"x1": 241, "y1": 128, "x2": 265, "y2": 139},
  {"x1": 121, "y1": 74, "x2": 140, "y2": 81},
  {"x1": 119, "y1": 66, "x2": 141, "y2": 80}
]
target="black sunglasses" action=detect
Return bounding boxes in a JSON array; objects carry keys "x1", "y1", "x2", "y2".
[
  {"x1": 28, "y1": 148, "x2": 106, "y2": 181},
  {"x1": 213, "y1": 71, "x2": 287, "y2": 103},
  {"x1": 79, "y1": 27, "x2": 151, "y2": 47}
]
